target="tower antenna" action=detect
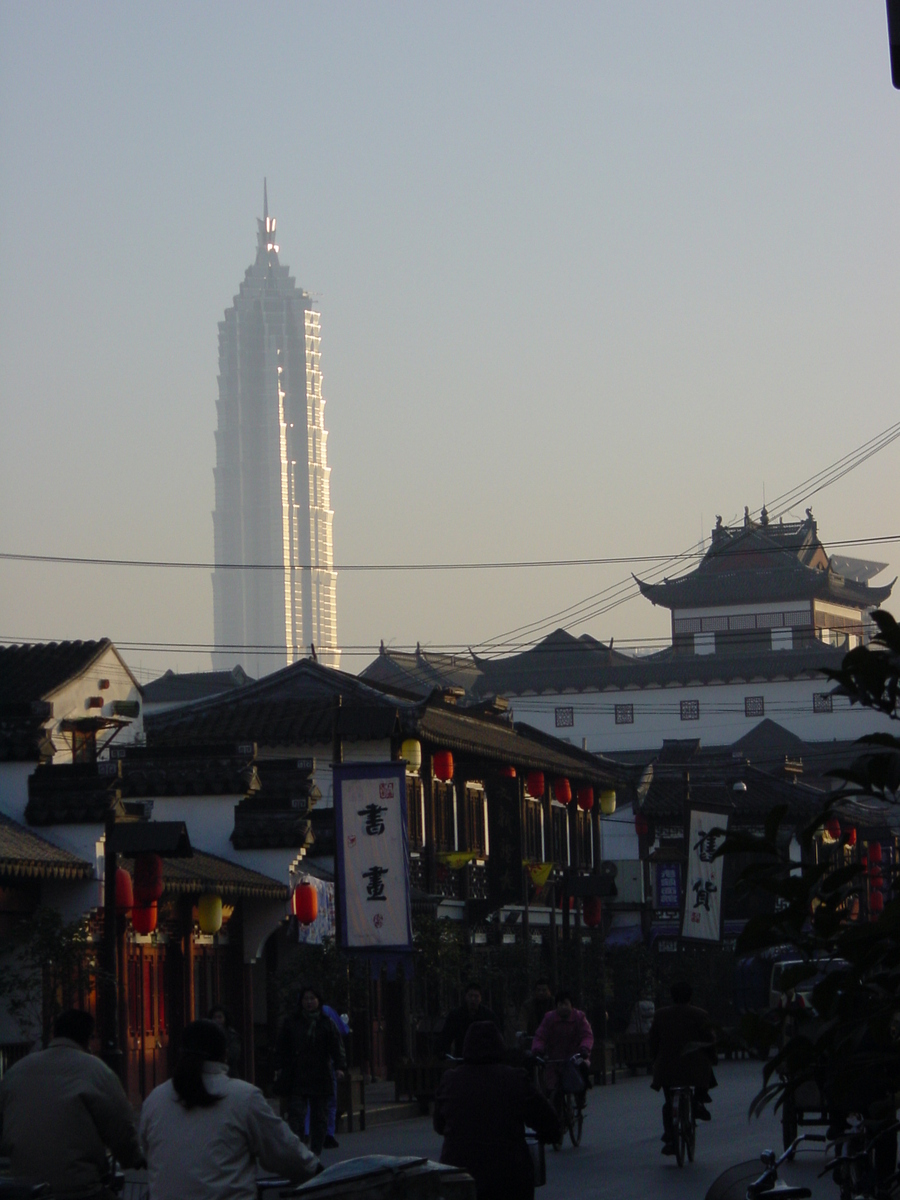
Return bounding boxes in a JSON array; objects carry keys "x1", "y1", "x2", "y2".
[{"x1": 264, "y1": 178, "x2": 268, "y2": 221}]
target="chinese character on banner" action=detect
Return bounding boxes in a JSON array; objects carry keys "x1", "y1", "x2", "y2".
[
  {"x1": 680, "y1": 808, "x2": 729, "y2": 943},
  {"x1": 334, "y1": 763, "x2": 413, "y2": 952}
]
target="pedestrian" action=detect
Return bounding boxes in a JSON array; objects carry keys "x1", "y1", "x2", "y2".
[
  {"x1": 139, "y1": 1018, "x2": 318, "y2": 1199},
  {"x1": 274, "y1": 983, "x2": 347, "y2": 1155},
  {"x1": 0, "y1": 1008, "x2": 143, "y2": 1199},
  {"x1": 303, "y1": 1004, "x2": 349, "y2": 1149},
  {"x1": 531, "y1": 988, "x2": 594, "y2": 1094},
  {"x1": 438, "y1": 981, "x2": 503, "y2": 1059},
  {"x1": 208, "y1": 1004, "x2": 242, "y2": 1078},
  {"x1": 434, "y1": 1020, "x2": 559, "y2": 1200},
  {"x1": 517, "y1": 978, "x2": 554, "y2": 1040},
  {"x1": 648, "y1": 981, "x2": 717, "y2": 1156}
]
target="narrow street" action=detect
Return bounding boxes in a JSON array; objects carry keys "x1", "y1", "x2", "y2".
[{"x1": 324, "y1": 1060, "x2": 833, "y2": 1199}]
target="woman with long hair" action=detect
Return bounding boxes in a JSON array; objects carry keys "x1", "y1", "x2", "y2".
[{"x1": 139, "y1": 1020, "x2": 319, "y2": 1200}]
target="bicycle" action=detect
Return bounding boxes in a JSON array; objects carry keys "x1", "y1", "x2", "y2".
[
  {"x1": 704, "y1": 1134, "x2": 822, "y2": 1200},
  {"x1": 534, "y1": 1055, "x2": 586, "y2": 1149}
]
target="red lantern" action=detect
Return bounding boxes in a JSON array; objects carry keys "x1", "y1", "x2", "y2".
[
  {"x1": 115, "y1": 868, "x2": 133, "y2": 913},
  {"x1": 292, "y1": 881, "x2": 318, "y2": 925},
  {"x1": 583, "y1": 896, "x2": 602, "y2": 928},
  {"x1": 577, "y1": 786, "x2": 594, "y2": 812},
  {"x1": 557, "y1": 893, "x2": 575, "y2": 910},
  {"x1": 134, "y1": 853, "x2": 164, "y2": 905},
  {"x1": 635, "y1": 814, "x2": 649, "y2": 837},
  {"x1": 847, "y1": 828, "x2": 857, "y2": 847},
  {"x1": 433, "y1": 750, "x2": 454, "y2": 782},
  {"x1": 870, "y1": 842, "x2": 883, "y2": 863},
  {"x1": 500, "y1": 765, "x2": 517, "y2": 778},
  {"x1": 132, "y1": 902, "x2": 158, "y2": 935},
  {"x1": 871, "y1": 891, "x2": 885, "y2": 916},
  {"x1": 824, "y1": 818, "x2": 841, "y2": 842},
  {"x1": 526, "y1": 772, "x2": 545, "y2": 800},
  {"x1": 553, "y1": 778, "x2": 572, "y2": 805}
]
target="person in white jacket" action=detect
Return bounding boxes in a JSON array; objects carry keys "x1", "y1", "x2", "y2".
[{"x1": 139, "y1": 1019, "x2": 319, "y2": 1200}]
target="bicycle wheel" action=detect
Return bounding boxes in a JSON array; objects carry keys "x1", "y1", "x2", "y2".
[
  {"x1": 564, "y1": 1092, "x2": 584, "y2": 1147},
  {"x1": 552, "y1": 1088, "x2": 564, "y2": 1152},
  {"x1": 684, "y1": 1092, "x2": 696, "y2": 1163},
  {"x1": 673, "y1": 1094, "x2": 685, "y2": 1168}
]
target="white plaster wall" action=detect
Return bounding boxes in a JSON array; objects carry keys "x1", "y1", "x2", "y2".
[
  {"x1": 599, "y1": 813, "x2": 640, "y2": 860},
  {"x1": 45, "y1": 645, "x2": 144, "y2": 762},
  {"x1": 509, "y1": 677, "x2": 894, "y2": 754}
]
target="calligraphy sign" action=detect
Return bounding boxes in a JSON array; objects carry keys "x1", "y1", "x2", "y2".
[
  {"x1": 680, "y1": 807, "x2": 729, "y2": 943},
  {"x1": 333, "y1": 763, "x2": 413, "y2": 952}
]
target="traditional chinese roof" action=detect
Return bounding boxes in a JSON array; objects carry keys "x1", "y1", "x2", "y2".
[
  {"x1": 146, "y1": 659, "x2": 628, "y2": 790},
  {"x1": 121, "y1": 847, "x2": 288, "y2": 901},
  {"x1": 142, "y1": 665, "x2": 254, "y2": 706},
  {"x1": 117, "y1": 745, "x2": 258, "y2": 798},
  {"x1": 634, "y1": 510, "x2": 893, "y2": 612},
  {"x1": 639, "y1": 758, "x2": 823, "y2": 826},
  {"x1": 146, "y1": 660, "x2": 403, "y2": 747},
  {"x1": 0, "y1": 701, "x2": 54, "y2": 762},
  {"x1": 360, "y1": 644, "x2": 483, "y2": 699},
  {"x1": 0, "y1": 640, "x2": 115, "y2": 704},
  {"x1": 0, "y1": 812, "x2": 94, "y2": 880},
  {"x1": 472, "y1": 637, "x2": 847, "y2": 697},
  {"x1": 26, "y1": 761, "x2": 123, "y2": 825}
]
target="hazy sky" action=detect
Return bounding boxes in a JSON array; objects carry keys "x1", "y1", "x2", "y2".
[{"x1": 1, "y1": 2, "x2": 898, "y2": 680}]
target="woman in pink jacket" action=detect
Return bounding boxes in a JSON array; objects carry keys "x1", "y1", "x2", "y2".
[{"x1": 531, "y1": 989, "x2": 593, "y2": 1093}]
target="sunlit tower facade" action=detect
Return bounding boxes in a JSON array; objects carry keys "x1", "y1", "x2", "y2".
[{"x1": 212, "y1": 185, "x2": 339, "y2": 675}]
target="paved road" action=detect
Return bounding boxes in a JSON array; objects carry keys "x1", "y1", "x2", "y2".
[{"x1": 324, "y1": 1060, "x2": 834, "y2": 1198}]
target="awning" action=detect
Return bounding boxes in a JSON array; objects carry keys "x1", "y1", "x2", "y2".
[
  {"x1": 0, "y1": 812, "x2": 94, "y2": 882},
  {"x1": 121, "y1": 848, "x2": 288, "y2": 901}
]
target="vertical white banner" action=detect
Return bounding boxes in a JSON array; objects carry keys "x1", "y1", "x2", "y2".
[
  {"x1": 681, "y1": 808, "x2": 729, "y2": 942},
  {"x1": 334, "y1": 764, "x2": 412, "y2": 951}
]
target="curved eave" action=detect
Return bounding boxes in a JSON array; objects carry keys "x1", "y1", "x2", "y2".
[
  {"x1": 0, "y1": 859, "x2": 93, "y2": 881},
  {"x1": 160, "y1": 878, "x2": 289, "y2": 902}
]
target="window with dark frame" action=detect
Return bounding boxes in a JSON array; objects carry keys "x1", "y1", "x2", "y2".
[
  {"x1": 551, "y1": 805, "x2": 569, "y2": 866},
  {"x1": 555, "y1": 706, "x2": 574, "y2": 728},
  {"x1": 680, "y1": 699, "x2": 700, "y2": 721},
  {"x1": 615, "y1": 704, "x2": 634, "y2": 725},
  {"x1": 407, "y1": 775, "x2": 424, "y2": 851},
  {"x1": 433, "y1": 781, "x2": 456, "y2": 851},
  {"x1": 576, "y1": 808, "x2": 592, "y2": 866},
  {"x1": 524, "y1": 800, "x2": 542, "y2": 861},
  {"x1": 813, "y1": 693, "x2": 834, "y2": 714},
  {"x1": 745, "y1": 696, "x2": 765, "y2": 717},
  {"x1": 465, "y1": 785, "x2": 486, "y2": 857}
]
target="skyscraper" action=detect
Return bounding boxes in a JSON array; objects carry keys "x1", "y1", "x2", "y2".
[{"x1": 212, "y1": 185, "x2": 338, "y2": 675}]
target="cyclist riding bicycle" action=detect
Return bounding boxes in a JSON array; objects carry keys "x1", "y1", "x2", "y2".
[
  {"x1": 531, "y1": 988, "x2": 593, "y2": 1097},
  {"x1": 649, "y1": 981, "x2": 717, "y2": 1157}
]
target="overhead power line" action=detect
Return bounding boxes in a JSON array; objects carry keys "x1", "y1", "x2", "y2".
[{"x1": 0, "y1": 534, "x2": 897, "y2": 575}]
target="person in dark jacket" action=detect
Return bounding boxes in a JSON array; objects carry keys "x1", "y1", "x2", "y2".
[
  {"x1": 438, "y1": 982, "x2": 502, "y2": 1058},
  {"x1": 434, "y1": 1021, "x2": 559, "y2": 1200},
  {"x1": 208, "y1": 1005, "x2": 242, "y2": 1079},
  {"x1": 275, "y1": 984, "x2": 347, "y2": 1155},
  {"x1": 649, "y1": 981, "x2": 717, "y2": 1155}
]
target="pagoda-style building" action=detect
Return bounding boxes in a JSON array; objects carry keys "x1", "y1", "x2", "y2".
[{"x1": 635, "y1": 508, "x2": 894, "y2": 659}]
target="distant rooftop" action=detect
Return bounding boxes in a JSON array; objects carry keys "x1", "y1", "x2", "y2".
[
  {"x1": 142, "y1": 665, "x2": 253, "y2": 707},
  {"x1": 635, "y1": 508, "x2": 894, "y2": 612}
]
